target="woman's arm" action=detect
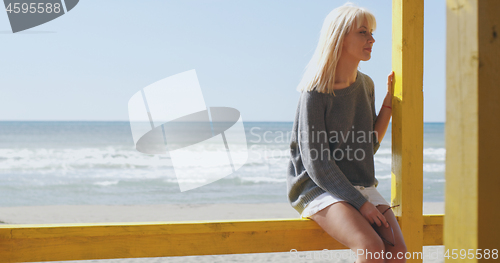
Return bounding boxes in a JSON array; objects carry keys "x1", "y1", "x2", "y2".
[{"x1": 374, "y1": 71, "x2": 394, "y2": 143}]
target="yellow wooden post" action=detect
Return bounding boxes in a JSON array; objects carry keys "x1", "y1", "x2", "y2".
[
  {"x1": 391, "y1": 0, "x2": 424, "y2": 261},
  {"x1": 445, "y1": 0, "x2": 500, "y2": 262}
]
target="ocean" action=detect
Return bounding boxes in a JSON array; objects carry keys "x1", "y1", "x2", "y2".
[{"x1": 0, "y1": 121, "x2": 445, "y2": 207}]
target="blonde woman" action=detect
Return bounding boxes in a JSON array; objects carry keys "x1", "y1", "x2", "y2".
[{"x1": 287, "y1": 2, "x2": 406, "y2": 262}]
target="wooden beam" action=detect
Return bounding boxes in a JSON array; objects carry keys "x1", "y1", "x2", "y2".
[
  {"x1": 391, "y1": 0, "x2": 425, "y2": 262},
  {"x1": 445, "y1": 0, "x2": 500, "y2": 261},
  {"x1": 423, "y1": 215, "x2": 444, "y2": 246},
  {"x1": 0, "y1": 216, "x2": 443, "y2": 262}
]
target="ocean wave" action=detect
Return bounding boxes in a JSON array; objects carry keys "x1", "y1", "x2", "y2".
[
  {"x1": 376, "y1": 174, "x2": 392, "y2": 180},
  {"x1": 240, "y1": 176, "x2": 286, "y2": 184},
  {"x1": 424, "y1": 163, "x2": 445, "y2": 172},
  {"x1": 0, "y1": 146, "x2": 293, "y2": 171},
  {"x1": 427, "y1": 178, "x2": 445, "y2": 183},
  {"x1": 424, "y1": 148, "x2": 446, "y2": 160},
  {"x1": 0, "y1": 146, "x2": 446, "y2": 181},
  {"x1": 375, "y1": 163, "x2": 444, "y2": 173},
  {"x1": 94, "y1": 180, "x2": 119, "y2": 186},
  {"x1": 0, "y1": 148, "x2": 166, "y2": 170},
  {"x1": 375, "y1": 148, "x2": 392, "y2": 154},
  {"x1": 376, "y1": 148, "x2": 445, "y2": 158},
  {"x1": 375, "y1": 157, "x2": 391, "y2": 165},
  {"x1": 0, "y1": 149, "x2": 239, "y2": 171}
]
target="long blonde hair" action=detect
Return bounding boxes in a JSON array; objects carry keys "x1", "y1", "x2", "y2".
[{"x1": 297, "y1": 2, "x2": 376, "y2": 95}]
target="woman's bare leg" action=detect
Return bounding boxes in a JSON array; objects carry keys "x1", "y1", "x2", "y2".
[
  {"x1": 310, "y1": 201, "x2": 386, "y2": 263},
  {"x1": 374, "y1": 205, "x2": 407, "y2": 263}
]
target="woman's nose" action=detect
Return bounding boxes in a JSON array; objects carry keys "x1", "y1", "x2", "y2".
[{"x1": 368, "y1": 35, "x2": 375, "y2": 43}]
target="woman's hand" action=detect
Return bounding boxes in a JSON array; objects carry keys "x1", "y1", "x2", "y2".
[
  {"x1": 359, "y1": 201, "x2": 390, "y2": 228},
  {"x1": 383, "y1": 71, "x2": 394, "y2": 107}
]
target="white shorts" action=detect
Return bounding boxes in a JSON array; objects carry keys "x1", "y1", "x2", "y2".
[{"x1": 301, "y1": 185, "x2": 390, "y2": 219}]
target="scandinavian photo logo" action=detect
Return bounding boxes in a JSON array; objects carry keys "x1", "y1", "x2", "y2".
[
  {"x1": 128, "y1": 69, "x2": 249, "y2": 192},
  {"x1": 3, "y1": 0, "x2": 79, "y2": 33}
]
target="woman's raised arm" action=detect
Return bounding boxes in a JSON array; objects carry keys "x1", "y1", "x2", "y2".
[{"x1": 374, "y1": 71, "x2": 394, "y2": 143}]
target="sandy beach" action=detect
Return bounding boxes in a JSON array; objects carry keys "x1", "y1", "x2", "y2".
[{"x1": 0, "y1": 202, "x2": 444, "y2": 263}]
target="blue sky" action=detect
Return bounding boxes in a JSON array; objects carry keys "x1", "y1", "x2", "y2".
[{"x1": 0, "y1": 0, "x2": 445, "y2": 122}]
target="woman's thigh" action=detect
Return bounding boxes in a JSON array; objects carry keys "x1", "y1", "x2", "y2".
[{"x1": 310, "y1": 201, "x2": 385, "y2": 256}]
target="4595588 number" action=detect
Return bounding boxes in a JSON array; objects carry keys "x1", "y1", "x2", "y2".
[
  {"x1": 6, "y1": 3, "x2": 61, "y2": 14},
  {"x1": 444, "y1": 249, "x2": 498, "y2": 260}
]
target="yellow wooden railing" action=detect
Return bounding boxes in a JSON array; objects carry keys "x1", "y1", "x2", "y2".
[
  {"x1": 0, "y1": 216, "x2": 443, "y2": 262},
  {"x1": 10, "y1": 0, "x2": 495, "y2": 262}
]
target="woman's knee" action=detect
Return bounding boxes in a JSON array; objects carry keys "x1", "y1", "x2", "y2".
[{"x1": 355, "y1": 237, "x2": 386, "y2": 262}]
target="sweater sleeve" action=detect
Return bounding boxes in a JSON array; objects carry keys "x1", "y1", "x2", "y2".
[{"x1": 297, "y1": 91, "x2": 368, "y2": 210}]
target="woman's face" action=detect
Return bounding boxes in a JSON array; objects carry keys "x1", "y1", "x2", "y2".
[{"x1": 342, "y1": 18, "x2": 375, "y2": 62}]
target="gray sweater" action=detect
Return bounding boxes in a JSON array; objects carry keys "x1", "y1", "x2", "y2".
[{"x1": 287, "y1": 70, "x2": 380, "y2": 215}]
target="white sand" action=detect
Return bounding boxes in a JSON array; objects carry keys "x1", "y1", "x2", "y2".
[
  {"x1": 0, "y1": 202, "x2": 445, "y2": 263},
  {"x1": 0, "y1": 203, "x2": 299, "y2": 224}
]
